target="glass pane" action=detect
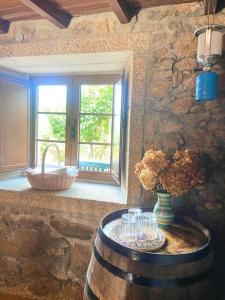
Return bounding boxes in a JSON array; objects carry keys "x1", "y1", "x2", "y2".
[
  {"x1": 37, "y1": 142, "x2": 65, "y2": 166},
  {"x1": 38, "y1": 85, "x2": 67, "y2": 112},
  {"x1": 38, "y1": 114, "x2": 66, "y2": 141},
  {"x1": 112, "y1": 79, "x2": 122, "y2": 176},
  {"x1": 80, "y1": 85, "x2": 113, "y2": 113},
  {"x1": 80, "y1": 115, "x2": 112, "y2": 143},
  {"x1": 79, "y1": 144, "x2": 111, "y2": 172}
]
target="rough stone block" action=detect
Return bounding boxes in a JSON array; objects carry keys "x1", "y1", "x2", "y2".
[
  {"x1": 160, "y1": 120, "x2": 182, "y2": 134},
  {"x1": 169, "y1": 96, "x2": 193, "y2": 114},
  {"x1": 149, "y1": 81, "x2": 172, "y2": 98},
  {"x1": 175, "y1": 58, "x2": 196, "y2": 71},
  {"x1": 67, "y1": 243, "x2": 92, "y2": 286},
  {"x1": 50, "y1": 216, "x2": 94, "y2": 240}
]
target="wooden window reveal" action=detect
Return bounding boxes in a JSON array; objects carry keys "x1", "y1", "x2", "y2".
[{"x1": 0, "y1": 80, "x2": 30, "y2": 173}]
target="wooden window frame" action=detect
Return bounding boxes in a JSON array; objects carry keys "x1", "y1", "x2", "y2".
[
  {"x1": 31, "y1": 74, "x2": 122, "y2": 185},
  {"x1": 30, "y1": 76, "x2": 72, "y2": 168}
]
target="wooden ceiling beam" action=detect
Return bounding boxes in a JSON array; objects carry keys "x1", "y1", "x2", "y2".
[
  {"x1": 204, "y1": 0, "x2": 225, "y2": 14},
  {"x1": 107, "y1": 0, "x2": 135, "y2": 24},
  {"x1": 18, "y1": 0, "x2": 72, "y2": 29},
  {"x1": 0, "y1": 18, "x2": 10, "y2": 34},
  {"x1": 204, "y1": 0, "x2": 217, "y2": 14},
  {"x1": 215, "y1": 0, "x2": 225, "y2": 12}
]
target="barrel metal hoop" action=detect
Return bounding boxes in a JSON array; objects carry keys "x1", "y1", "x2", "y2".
[
  {"x1": 93, "y1": 246, "x2": 213, "y2": 288},
  {"x1": 85, "y1": 282, "x2": 99, "y2": 300},
  {"x1": 99, "y1": 209, "x2": 212, "y2": 265}
]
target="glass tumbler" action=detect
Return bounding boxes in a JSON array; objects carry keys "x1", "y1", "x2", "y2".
[
  {"x1": 121, "y1": 213, "x2": 137, "y2": 242},
  {"x1": 142, "y1": 212, "x2": 158, "y2": 240},
  {"x1": 136, "y1": 214, "x2": 147, "y2": 240},
  {"x1": 128, "y1": 207, "x2": 142, "y2": 217}
]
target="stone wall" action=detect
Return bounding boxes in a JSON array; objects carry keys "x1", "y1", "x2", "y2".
[
  {"x1": 138, "y1": 2, "x2": 225, "y2": 224},
  {"x1": 139, "y1": 4, "x2": 225, "y2": 296},
  {"x1": 0, "y1": 1, "x2": 225, "y2": 298},
  {"x1": 0, "y1": 206, "x2": 87, "y2": 299},
  {"x1": 143, "y1": 4, "x2": 225, "y2": 211},
  {"x1": 0, "y1": 190, "x2": 123, "y2": 299}
]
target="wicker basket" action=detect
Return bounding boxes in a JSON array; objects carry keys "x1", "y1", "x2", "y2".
[{"x1": 26, "y1": 144, "x2": 78, "y2": 191}]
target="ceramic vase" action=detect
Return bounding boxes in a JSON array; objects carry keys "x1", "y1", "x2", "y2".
[{"x1": 153, "y1": 192, "x2": 175, "y2": 228}]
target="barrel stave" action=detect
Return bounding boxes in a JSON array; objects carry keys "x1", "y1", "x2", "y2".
[{"x1": 86, "y1": 253, "x2": 127, "y2": 300}]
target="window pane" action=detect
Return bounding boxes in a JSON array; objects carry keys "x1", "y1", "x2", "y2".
[
  {"x1": 112, "y1": 79, "x2": 122, "y2": 177},
  {"x1": 79, "y1": 144, "x2": 110, "y2": 172},
  {"x1": 79, "y1": 115, "x2": 112, "y2": 143},
  {"x1": 38, "y1": 85, "x2": 67, "y2": 112},
  {"x1": 37, "y1": 142, "x2": 65, "y2": 166},
  {"x1": 80, "y1": 85, "x2": 113, "y2": 113},
  {"x1": 38, "y1": 114, "x2": 66, "y2": 141}
]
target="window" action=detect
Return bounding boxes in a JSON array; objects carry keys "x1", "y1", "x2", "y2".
[
  {"x1": 36, "y1": 85, "x2": 67, "y2": 166},
  {"x1": 79, "y1": 85, "x2": 113, "y2": 173},
  {"x1": 32, "y1": 75, "x2": 123, "y2": 184}
]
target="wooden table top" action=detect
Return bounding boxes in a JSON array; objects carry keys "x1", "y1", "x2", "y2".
[{"x1": 103, "y1": 216, "x2": 209, "y2": 255}]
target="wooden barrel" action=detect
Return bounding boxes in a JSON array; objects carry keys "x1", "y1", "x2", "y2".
[{"x1": 84, "y1": 209, "x2": 215, "y2": 300}]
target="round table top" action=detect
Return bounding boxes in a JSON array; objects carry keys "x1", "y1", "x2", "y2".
[{"x1": 103, "y1": 213, "x2": 210, "y2": 255}]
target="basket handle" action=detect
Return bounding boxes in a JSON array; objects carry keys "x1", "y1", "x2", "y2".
[{"x1": 41, "y1": 144, "x2": 61, "y2": 173}]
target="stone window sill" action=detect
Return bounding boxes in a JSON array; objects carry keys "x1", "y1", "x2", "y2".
[{"x1": 0, "y1": 176, "x2": 125, "y2": 204}]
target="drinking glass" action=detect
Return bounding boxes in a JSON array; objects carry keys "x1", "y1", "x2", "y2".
[
  {"x1": 136, "y1": 214, "x2": 147, "y2": 240},
  {"x1": 121, "y1": 213, "x2": 137, "y2": 242},
  {"x1": 128, "y1": 207, "x2": 142, "y2": 217},
  {"x1": 142, "y1": 212, "x2": 158, "y2": 240}
]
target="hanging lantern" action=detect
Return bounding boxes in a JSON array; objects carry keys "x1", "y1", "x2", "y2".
[
  {"x1": 194, "y1": 0, "x2": 225, "y2": 102},
  {"x1": 195, "y1": 25, "x2": 225, "y2": 68}
]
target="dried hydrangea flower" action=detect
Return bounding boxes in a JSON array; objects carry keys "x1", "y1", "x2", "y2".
[
  {"x1": 142, "y1": 150, "x2": 169, "y2": 177},
  {"x1": 139, "y1": 169, "x2": 157, "y2": 191},
  {"x1": 135, "y1": 148, "x2": 204, "y2": 196},
  {"x1": 135, "y1": 161, "x2": 145, "y2": 176}
]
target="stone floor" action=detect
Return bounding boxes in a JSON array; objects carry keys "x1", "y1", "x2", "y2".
[{"x1": 0, "y1": 176, "x2": 125, "y2": 204}]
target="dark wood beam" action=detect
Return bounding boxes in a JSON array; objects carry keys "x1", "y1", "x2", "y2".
[
  {"x1": 0, "y1": 18, "x2": 10, "y2": 34},
  {"x1": 223, "y1": 35, "x2": 225, "y2": 52},
  {"x1": 204, "y1": 0, "x2": 217, "y2": 14},
  {"x1": 107, "y1": 0, "x2": 134, "y2": 24},
  {"x1": 18, "y1": 0, "x2": 72, "y2": 29},
  {"x1": 138, "y1": 0, "x2": 196, "y2": 8},
  {"x1": 216, "y1": 0, "x2": 225, "y2": 12},
  {"x1": 204, "y1": 0, "x2": 225, "y2": 14}
]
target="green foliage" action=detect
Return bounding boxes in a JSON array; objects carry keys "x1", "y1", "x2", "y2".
[
  {"x1": 38, "y1": 115, "x2": 65, "y2": 163},
  {"x1": 39, "y1": 142, "x2": 65, "y2": 164},
  {"x1": 80, "y1": 85, "x2": 113, "y2": 162},
  {"x1": 80, "y1": 115, "x2": 111, "y2": 143},
  {"x1": 48, "y1": 115, "x2": 66, "y2": 141},
  {"x1": 80, "y1": 85, "x2": 113, "y2": 143},
  {"x1": 45, "y1": 85, "x2": 113, "y2": 163},
  {"x1": 81, "y1": 85, "x2": 113, "y2": 114}
]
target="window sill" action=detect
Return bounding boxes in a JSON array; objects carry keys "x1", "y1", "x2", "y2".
[{"x1": 0, "y1": 176, "x2": 125, "y2": 204}]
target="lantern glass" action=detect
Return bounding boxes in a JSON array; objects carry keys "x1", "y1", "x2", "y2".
[
  {"x1": 195, "y1": 25, "x2": 225, "y2": 67},
  {"x1": 197, "y1": 30, "x2": 223, "y2": 56}
]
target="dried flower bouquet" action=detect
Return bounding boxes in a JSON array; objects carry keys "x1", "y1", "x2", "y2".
[
  {"x1": 135, "y1": 149, "x2": 204, "y2": 228},
  {"x1": 135, "y1": 149, "x2": 204, "y2": 196}
]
